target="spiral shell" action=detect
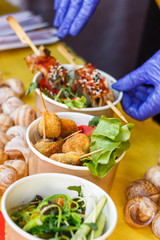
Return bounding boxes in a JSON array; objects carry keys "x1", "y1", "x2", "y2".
[
  {"x1": 0, "y1": 113, "x2": 13, "y2": 132},
  {"x1": 2, "y1": 97, "x2": 24, "y2": 115},
  {"x1": 126, "y1": 179, "x2": 160, "y2": 204},
  {"x1": 4, "y1": 136, "x2": 28, "y2": 159},
  {"x1": 0, "y1": 78, "x2": 25, "y2": 97},
  {"x1": 0, "y1": 149, "x2": 8, "y2": 164},
  {"x1": 152, "y1": 211, "x2": 160, "y2": 238},
  {"x1": 0, "y1": 131, "x2": 12, "y2": 149},
  {"x1": 124, "y1": 196, "x2": 157, "y2": 228},
  {"x1": 0, "y1": 87, "x2": 17, "y2": 104},
  {"x1": 0, "y1": 165, "x2": 18, "y2": 195},
  {"x1": 4, "y1": 159, "x2": 28, "y2": 179},
  {"x1": 6, "y1": 125, "x2": 27, "y2": 140},
  {"x1": 10, "y1": 104, "x2": 36, "y2": 127},
  {"x1": 144, "y1": 166, "x2": 160, "y2": 191}
]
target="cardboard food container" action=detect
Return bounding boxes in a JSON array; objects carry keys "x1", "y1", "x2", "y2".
[
  {"x1": 26, "y1": 112, "x2": 125, "y2": 194},
  {"x1": 33, "y1": 64, "x2": 123, "y2": 117},
  {"x1": 1, "y1": 173, "x2": 117, "y2": 240}
]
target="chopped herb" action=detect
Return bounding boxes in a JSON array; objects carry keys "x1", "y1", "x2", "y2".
[{"x1": 25, "y1": 82, "x2": 38, "y2": 95}]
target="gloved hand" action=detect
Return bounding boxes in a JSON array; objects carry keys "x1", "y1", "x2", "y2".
[
  {"x1": 112, "y1": 50, "x2": 160, "y2": 121},
  {"x1": 53, "y1": 0, "x2": 100, "y2": 38}
]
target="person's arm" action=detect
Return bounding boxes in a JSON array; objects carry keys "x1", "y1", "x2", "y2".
[
  {"x1": 112, "y1": 50, "x2": 160, "y2": 121},
  {"x1": 53, "y1": 0, "x2": 100, "y2": 38}
]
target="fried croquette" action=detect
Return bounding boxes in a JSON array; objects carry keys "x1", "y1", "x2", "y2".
[
  {"x1": 34, "y1": 139, "x2": 60, "y2": 157},
  {"x1": 38, "y1": 113, "x2": 61, "y2": 138},
  {"x1": 50, "y1": 152, "x2": 81, "y2": 165},
  {"x1": 62, "y1": 133, "x2": 90, "y2": 155},
  {"x1": 60, "y1": 118, "x2": 79, "y2": 138}
]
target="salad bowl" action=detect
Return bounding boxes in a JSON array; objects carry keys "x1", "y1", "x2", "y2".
[
  {"x1": 1, "y1": 173, "x2": 117, "y2": 240},
  {"x1": 33, "y1": 64, "x2": 123, "y2": 117},
  {"x1": 26, "y1": 112, "x2": 127, "y2": 194}
]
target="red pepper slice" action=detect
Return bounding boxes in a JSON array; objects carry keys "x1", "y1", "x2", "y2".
[{"x1": 78, "y1": 125, "x2": 96, "y2": 137}]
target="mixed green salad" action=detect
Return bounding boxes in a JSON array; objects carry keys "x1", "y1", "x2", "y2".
[
  {"x1": 80, "y1": 116, "x2": 134, "y2": 178},
  {"x1": 10, "y1": 186, "x2": 107, "y2": 240},
  {"x1": 26, "y1": 76, "x2": 87, "y2": 110}
]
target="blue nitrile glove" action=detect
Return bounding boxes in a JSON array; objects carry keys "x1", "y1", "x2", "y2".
[
  {"x1": 53, "y1": 0, "x2": 100, "y2": 38},
  {"x1": 112, "y1": 50, "x2": 160, "y2": 121}
]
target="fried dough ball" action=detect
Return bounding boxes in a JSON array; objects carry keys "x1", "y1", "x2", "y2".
[
  {"x1": 50, "y1": 152, "x2": 81, "y2": 165},
  {"x1": 62, "y1": 133, "x2": 90, "y2": 155},
  {"x1": 34, "y1": 139, "x2": 60, "y2": 157},
  {"x1": 60, "y1": 118, "x2": 79, "y2": 138},
  {"x1": 38, "y1": 113, "x2": 61, "y2": 138}
]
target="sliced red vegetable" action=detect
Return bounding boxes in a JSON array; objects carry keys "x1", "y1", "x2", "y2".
[{"x1": 78, "y1": 125, "x2": 96, "y2": 137}]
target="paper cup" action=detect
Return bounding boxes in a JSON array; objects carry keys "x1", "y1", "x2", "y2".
[
  {"x1": 1, "y1": 173, "x2": 117, "y2": 240},
  {"x1": 26, "y1": 112, "x2": 125, "y2": 193},
  {"x1": 33, "y1": 64, "x2": 123, "y2": 117}
]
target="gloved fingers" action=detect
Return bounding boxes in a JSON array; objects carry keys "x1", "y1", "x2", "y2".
[
  {"x1": 137, "y1": 88, "x2": 160, "y2": 120},
  {"x1": 122, "y1": 89, "x2": 160, "y2": 120},
  {"x1": 112, "y1": 67, "x2": 146, "y2": 92},
  {"x1": 54, "y1": 0, "x2": 70, "y2": 27},
  {"x1": 56, "y1": 0, "x2": 83, "y2": 38},
  {"x1": 135, "y1": 86, "x2": 154, "y2": 102},
  {"x1": 54, "y1": 0, "x2": 61, "y2": 10},
  {"x1": 121, "y1": 93, "x2": 141, "y2": 120},
  {"x1": 69, "y1": 0, "x2": 100, "y2": 36}
]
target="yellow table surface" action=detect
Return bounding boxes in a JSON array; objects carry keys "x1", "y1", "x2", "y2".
[
  {"x1": 1, "y1": 2, "x2": 160, "y2": 239},
  {"x1": 0, "y1": 42, "x2": 160, "y2": 240}
]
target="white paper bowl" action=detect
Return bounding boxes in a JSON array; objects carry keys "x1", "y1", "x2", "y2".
[
  {"x1": 33, "y1": 64, "x2": 123, "y2": 117},
  {"x1": 1, "y1": 173, "x2": 117, "y2": 240},
  {"x1": 26, "y1": 112, "x2": 125, "y2": 193}
]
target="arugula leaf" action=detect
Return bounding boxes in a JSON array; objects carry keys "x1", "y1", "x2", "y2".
[
  {"x1": 67, "y1": 186, "x2": 83, "y2": 197},
  {"x1": 84, "y1": 115, "x2": 134, "y2": 178},
  {"x1": 25, "y1": 82, "x2": 38, "y2": 95},
  {"x1": 88, "y1": 117, "x2": 100, "y2": 127}
]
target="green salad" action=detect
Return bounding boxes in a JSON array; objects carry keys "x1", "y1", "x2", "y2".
[{"x1": 10, "y1": 186, "x2": 107, "y2": 240}]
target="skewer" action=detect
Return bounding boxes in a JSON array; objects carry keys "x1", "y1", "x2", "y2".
[
  {"x1": 62, "y1": 130, "x2": 82, "y2": 142},
  {"x1": 29, "y1": 104, "x2": 42, "y2": 114},
  {"x1": 57, "y1": 44, "x2": 128, "y2": 124},
  {"x1": 57, "y1": 44, "x2": 78, "y2": 69},
  {"x1": 39, "y1": 89, "x2": 48, "y2": 139},
  {"x1": 7, "y1": 16, "x2": 40, "y2": 55},
  {"x1": 79, "y1": 148, "x2": 103, "y2": 159},
  {"x1": 106, "y1": 100, "x2": 128, "y2": 123}
]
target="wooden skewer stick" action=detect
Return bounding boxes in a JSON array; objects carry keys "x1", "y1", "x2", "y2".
[
  {"x1": 57, "y1": 44, "x2": 128, "y2": 124},
  {"x1": 29, "y1": 104, "x2": 42, "y2": 114},
  {"x1": 39, "y1": 89, "x2": 48, "y2": 139},
  {"x1": 62, "y1": 130, "x2": 82, "y2": 142},
  {"x1": 106, "y1": 100, "x2": 128, "y2": 123},
  {"x1": 79, "y1": 148, "x2": 103, "y2": 159},
  {"x1": 7, "y1": 16, "x2": 40, "y2": 55},
  {"x1": 57, "y1": 44, "x2": 78, "y2": 69}
]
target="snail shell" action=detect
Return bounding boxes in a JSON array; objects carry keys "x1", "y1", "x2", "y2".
[
  {"x1": 0, "y1": 165, "x2": 18, "y2": 195},
  {"x1": 0, "y1": 113, "x2": 13, "y2": 132},
  {"x1": 0, "y1": 78, "x2": 25, "y2": 97},
  {"x1": 0, "y1": 149, "x2": 8, "y2": 164},
  {"x1": 4, "y1": 136, "x2": 28, "y2": 159},
  {"x1": 0, "y1": 87, "x2": 17, "y2": 104},
  {"x1": 6, "y1": 125, "x2": 27, "y2": 140},
  {"x1": 0, "y1": 131, "x2": 12, "y2": 149},
  {"x1": 126, "y1": 179, "x2": 160, "y2": 204},
  {"x1": 10, "y1": 104, "x2": 36, "y2": 127},
  {"x1": 124, "y1": 196, "x2": 157, "y2": 228},
  {"x1": 152, "y1": 211, "x2": 160, "y2": 238},
  {"x1": 2, "y1": 97, "x2": 24, "y2": 115},
  {"x1": 144, "y1": 166, "x2": 160, "y2": 191},
  {"x1": 4, "y1": 159, "x2": 28, "y2": 179}
]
